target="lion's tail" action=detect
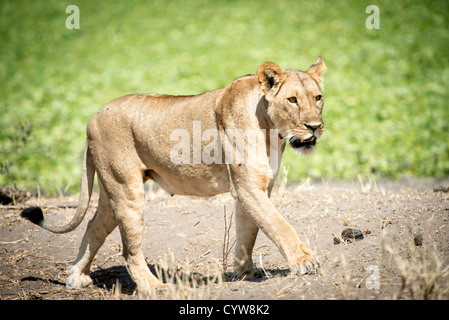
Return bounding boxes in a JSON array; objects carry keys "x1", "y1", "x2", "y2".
[{"x1": 21, "y1": 142, "x2": 94, "y2": 234}]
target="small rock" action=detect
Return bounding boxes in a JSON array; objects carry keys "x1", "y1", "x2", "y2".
[
  {"x1": 341, "y1": 228, "x2": 364, "y2": 241},
  {"x1": 434, "y1": 186, "x2": 449, "y2": 193},
  {"x1": 0, "y1": 187, "x2": 31, "y2": 205},
  {"x1": 334, "y1": 228, "x2": 365, "y2": 245},
  {"x1": 414, "y1": 234, "x2": 423, "y2": 246}
]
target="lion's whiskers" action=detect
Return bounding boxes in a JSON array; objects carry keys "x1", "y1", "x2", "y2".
[{"x1": 321, "y1": 129, "x2": 333, "y2": 142}]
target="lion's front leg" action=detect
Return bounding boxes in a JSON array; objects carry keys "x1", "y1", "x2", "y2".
[
  {"x1": 242, "y1": 191, "x2": 318, "y2": 275},
  {"x1": 229, "y1": 165, "x2": 318, "y2": 276}
]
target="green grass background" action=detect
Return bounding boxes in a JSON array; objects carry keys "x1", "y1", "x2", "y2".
[{"x1": 1, "y1": 0, "x2": 448, "y2": 194}]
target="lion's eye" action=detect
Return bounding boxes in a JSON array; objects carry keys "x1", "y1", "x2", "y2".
[
  {"x1": 287, "y1": 97, "x2": 297, "y2": 104},
  {"x1": 315, "y1": 95, "x2": 322, "y2": 102}
]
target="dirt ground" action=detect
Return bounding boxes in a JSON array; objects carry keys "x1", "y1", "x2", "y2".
[{"x1": 1, "y1": 177, "x2": 448, "y2": 300}]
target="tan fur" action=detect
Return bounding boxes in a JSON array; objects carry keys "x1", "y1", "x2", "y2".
[{"x1": 26, "y1": 58, "x2": 326, "y2": 294}]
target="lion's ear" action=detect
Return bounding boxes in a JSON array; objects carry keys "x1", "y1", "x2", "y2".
[
  {"x1": 257, "y1": 62, "x2": 285, "y2": 97},
  {"x1": 306, "y1": 57, "x2": 326, "y2": 87}
]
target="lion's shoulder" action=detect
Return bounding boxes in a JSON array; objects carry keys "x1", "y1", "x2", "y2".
[{"x1": 214, "y1": 74, "x2": 262, "y2": 116}]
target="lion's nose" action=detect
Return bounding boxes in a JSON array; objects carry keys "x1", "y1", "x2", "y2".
[{"x1": 305, "y1": 123, "x2": 321, "y2": 131}]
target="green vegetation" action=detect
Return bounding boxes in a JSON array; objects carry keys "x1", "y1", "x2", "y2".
[{"x1": 1, "y1": 0, "x2": 448, "y2": 194}]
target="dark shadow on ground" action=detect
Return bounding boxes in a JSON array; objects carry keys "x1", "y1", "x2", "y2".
[
  {"x1": 21, "y1": 276, "x2": 66, "y2": 286},
  {"x1": 90, "y1": 264, "x2": 292, "y2": 295}
]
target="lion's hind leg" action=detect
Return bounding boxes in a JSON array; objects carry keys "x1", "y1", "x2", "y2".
[
  {"x1": 104, "y1": 174, "x2": 163, "y2": 294},
  {"x1": 66, "y1": 182, "x2": 117, "y2": 289}
]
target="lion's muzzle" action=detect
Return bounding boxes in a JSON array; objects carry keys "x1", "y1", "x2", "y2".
[{"x1": 289, "y1": 135, "x2": 317, "y2": 149}]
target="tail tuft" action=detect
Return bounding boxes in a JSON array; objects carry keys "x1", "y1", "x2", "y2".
[{"x1": 21, "y1": 207, "x2": 44, "y2": 226}]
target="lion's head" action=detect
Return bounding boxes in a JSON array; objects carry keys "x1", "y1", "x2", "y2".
[{"x1": 257, "y1": 57, "x2": 326, "y2": 155}]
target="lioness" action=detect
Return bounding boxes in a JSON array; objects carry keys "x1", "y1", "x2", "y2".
[{"x1": 21, "y1": 58, "x2": 326, "y2": 294}]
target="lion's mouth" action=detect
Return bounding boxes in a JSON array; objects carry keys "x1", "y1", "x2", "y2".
[{"x1": 289, "y1": 135, "x2": 316, "y2": 149}]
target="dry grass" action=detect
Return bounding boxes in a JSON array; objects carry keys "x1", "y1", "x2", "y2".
[
  {"x1": 382, "y1": 235, "x2": 449, "y2": 300},
  {"x1": 101, "y1": 253, "x2": 224, "y2": 300},
  {"x1": 221, "y1": 205, "x2": 236, "y2": 275},
  {"x1": 1, "y1": 178, "x2": 448, "y2": 300}
]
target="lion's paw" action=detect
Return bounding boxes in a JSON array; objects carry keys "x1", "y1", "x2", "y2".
[
  {"x1": 65, "y1": 265, "x2": 93, "y2": 289},
  {"x1": 296, "y1": 257, "x2": 318, "y2": 275},
  {"x1": 293, "y1": 245, "x2": 320, "y2": 275}
]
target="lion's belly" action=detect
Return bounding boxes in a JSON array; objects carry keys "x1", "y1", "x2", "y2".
[{"x1": 146, "y1": 164, "x2": 231, "y2": 197}]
